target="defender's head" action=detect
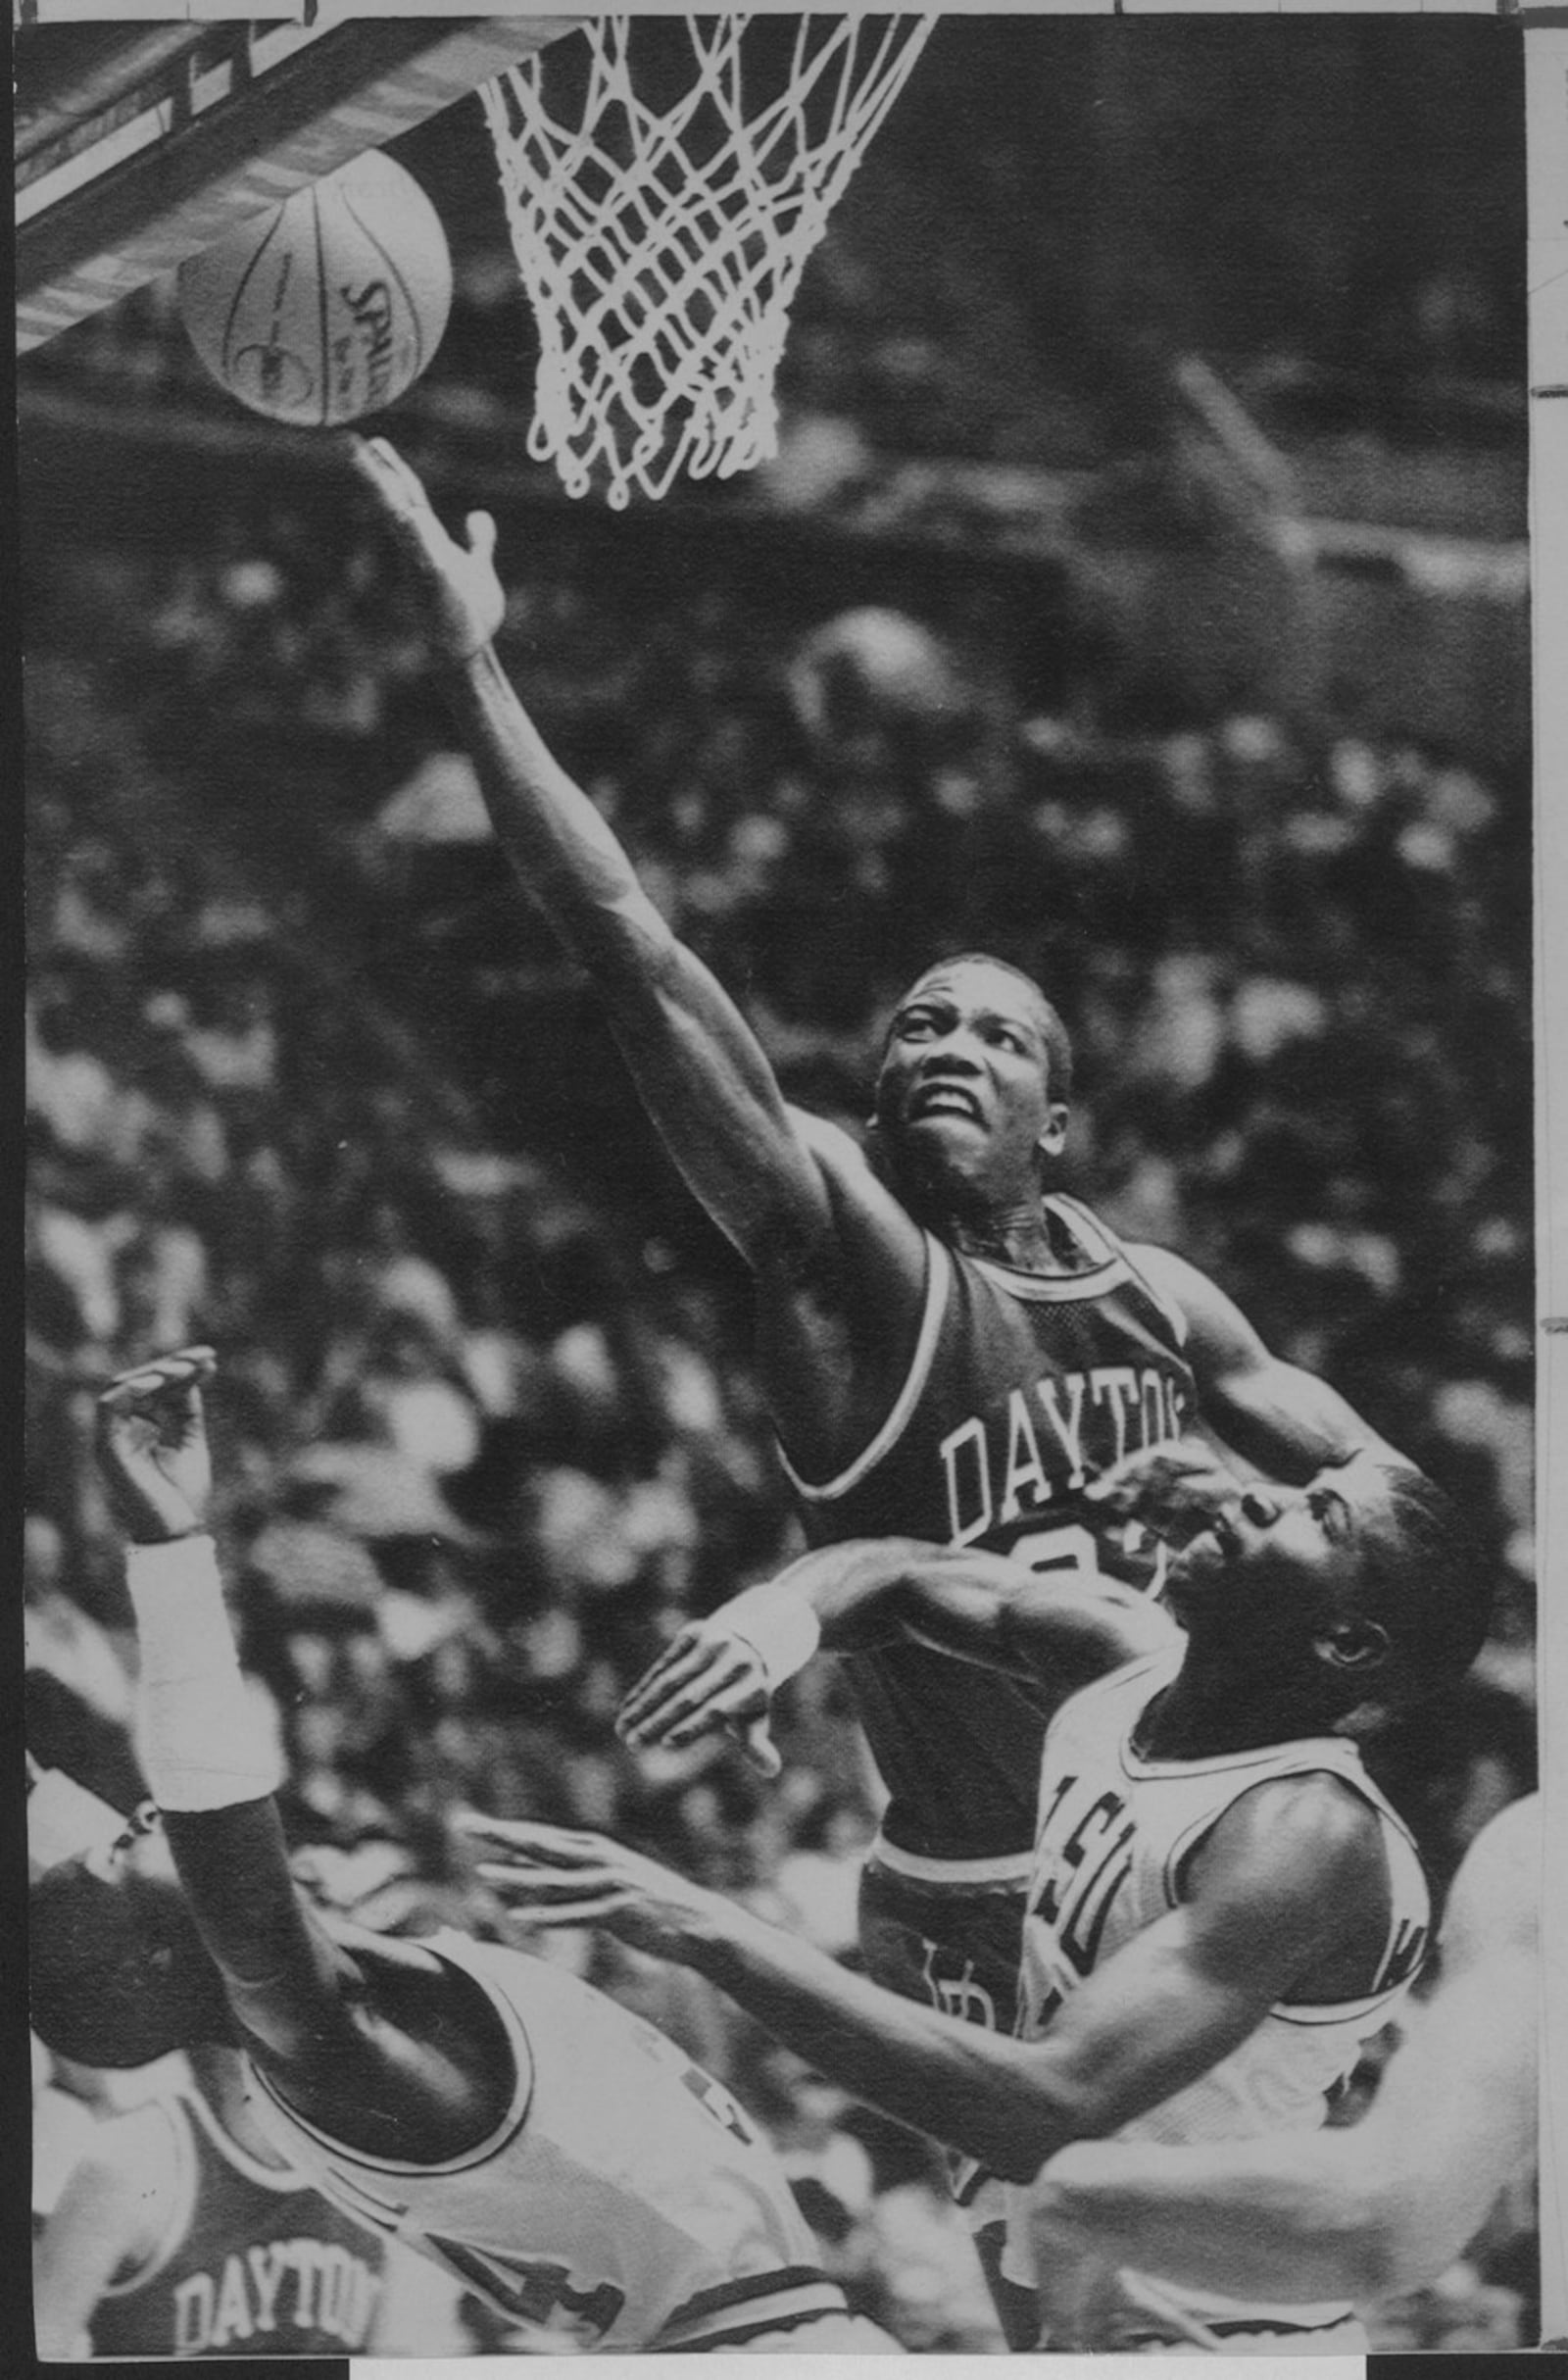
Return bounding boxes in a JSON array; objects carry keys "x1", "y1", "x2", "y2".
[
  {"x1": 30, "y1": 1802, "x2": 237, "y2": 2067},
  {"x1": 1163, "y1": 1454, "x2": 1491, "y2": 1729},
  {"x1": 872, "y1": 956, "x2": 1073, "y2": 1214}
]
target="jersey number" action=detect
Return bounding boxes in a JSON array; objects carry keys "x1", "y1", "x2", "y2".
[
  {"x1": 426, "y1": 2235, "x2": 626, "y2": 2343},
  {"x1": 678, "y1": 2059, "x2": 758, "y2": 2146}
]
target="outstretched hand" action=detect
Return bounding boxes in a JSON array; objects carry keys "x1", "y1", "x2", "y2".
[
  {"x1": 459, "y1": 1814, "x2": 732, "y2": 1967},
  {"x1": 95, "y1": 1346, "x2": 218, "y2": 1545},
  {"x1": 1083, "y1": 1437, "x2": 1244, "y2": 1548},
  {"x1": 348, "y1": 435, "x2": 506, "y2": 664},
  {"x1": 616, "y1": 1620, "x2": 782, "y2": 1778}
]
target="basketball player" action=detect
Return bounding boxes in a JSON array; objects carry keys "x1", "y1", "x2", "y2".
[
  {"x1": 1019, "y1": 1790, "x2": 1540, "y2": 2338},
  {"x1": 469, "y1": 1452, "x2": 1492, "y2": 2354},
  {"x1": 34, "y1": 2026, "x2": 388, "y2": 2357},
  {"x1": 40, "y1": 1346, "x2": 898, "y2": 2357},
  {"x1": 348, "y1": 436, "x2": 1412, "y2": 2165}
]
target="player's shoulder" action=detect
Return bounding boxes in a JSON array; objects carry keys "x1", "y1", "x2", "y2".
[
  {"x1": 1122, "y1": 1239, "x2": 1219, "y2": 1314},
  {"x1": 786, "y1": 1104, "x2": 868, "y2": 1169},
  {"x1": 62, "y1": 2094, "x2": 185, "y2": 2228},
  {"x1": 1200, "y1": 1765, "x2": 1389, "y2": 1892},
  {"x1": 780, "y1": 1104, "x2": 927, "y2": 1264}
]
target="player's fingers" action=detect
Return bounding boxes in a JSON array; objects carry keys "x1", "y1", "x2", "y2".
[
  {"x1": 497, "y1": 1888, "x2": 633, "y2": 1932},
  {"x1": 474, "y1": 1861, "x2": 620, "y2": 1907},
  {"x1": 617, "y1": 1645, "x2": 709, "y2": 1725},
  {"x1": 97, "y1": 1348, "x2": 217, "y2": 1413},
  {"x1": 615, "y1": 1638, "x2": 696, "y2": 1716},
  {"x1": 733, "y1": 1713, "x2": 782, "y2": 1779},
  {"x1": 466, "y1": 511, "x2": 498, "y2": 566},
  {"x1": 108, "y1": 1344, "x2": 216, "y2": 1389},
  {"x1": 347, "y1": 434, "x2": 409, "y2": 501},
  {"x1": 622, "y1": 1626, "x2": 715, "y2": 1691},
  {"x1": 660, "y1": 1675, "x2": 766, "y2": 1741},
  {"x1": 617, "y1": 1639, "x2": 731, "y2": 1731},
  {"x1": 622, "y1": 1664, "x2": 754, "y2": 1745},
  {"x1": 456, "y1": 1814, "x2": 606, "y2": 1866}
]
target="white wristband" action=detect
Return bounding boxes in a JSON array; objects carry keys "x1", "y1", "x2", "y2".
[
  {"x1": 125, "y1": 1535, "x2": 281, "y2": 1811},
  {"x1": 720, "y1": 1582, "x2": 821, "y2": 1687}
]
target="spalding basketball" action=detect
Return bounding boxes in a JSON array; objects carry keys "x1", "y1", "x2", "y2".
[{"x1": 178, "y1": 151, "x2": 453, "y2": 427}]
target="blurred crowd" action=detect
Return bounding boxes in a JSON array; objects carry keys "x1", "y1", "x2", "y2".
[{"x1": 24, "y1": 450, "x2": 1535, "y2": 2350}]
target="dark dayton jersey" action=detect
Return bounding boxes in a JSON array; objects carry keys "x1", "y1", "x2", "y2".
[
  {"x1": 87, "y1": 2083, "x2": 385, "y2": 2358},
  {"x1": 780, "y1": 1197, "x2": 1197, "y2": 1863}
]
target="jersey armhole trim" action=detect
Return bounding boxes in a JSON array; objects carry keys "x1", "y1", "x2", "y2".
[
  {"x1": 1163, "y1": 1770, "x2": 1431, "y2": 2015},
  {"x1": 247, "y1": 1937, "x2": 534, "y2": 2180},
  {"x1": 1112, "y1": 1235, "x2": 1192, "y2": 1349},
  {"x1": 777, "y1": 1235, "x2": 952, "y2": 1502},
  {"x1": 183, "y1": 2077, "x2": 312, "y2": 2191}
]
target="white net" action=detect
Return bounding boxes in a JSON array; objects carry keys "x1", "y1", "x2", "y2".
[{"x1": 480, "y1": 16, "x2": 937, "y2": 509}]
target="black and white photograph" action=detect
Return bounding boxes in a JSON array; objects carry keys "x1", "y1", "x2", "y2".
[{"x1": 16, "y1": 6, "x2": 1552, "y2": 2367}]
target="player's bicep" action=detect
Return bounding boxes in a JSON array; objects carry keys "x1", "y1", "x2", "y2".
[
  {"x1": 599, "y1": 948, "x2": 837, "y2": 1264},
  {"x1": 902, "y1": 1554, "x2": 1174, "y2": 1687},
  {"x1": 1133, "y1": 1245, "x2": 1388, "y2": 1475},
  {"x1": 1034, "y1": 1783, "x2": 1382, "y2": 2131},
  {"x1": 1023, "y1": 1905, "x2": 1277, "y2": 2141}
]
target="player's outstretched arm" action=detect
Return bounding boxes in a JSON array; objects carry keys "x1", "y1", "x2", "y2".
[
  {"x1": 1132, "y1": 1246, "x2": 1410, "y2": 1481},
  {"x1": 94, "y1": 1351, "x2": 355, "y2": 2058},
  {"x1": 468, "y1": 1770, "x2": 1358, "y2": 2185},
  {"x1": 616, "y1": 1538, "x2": 1177, "y2": 1771},
  {"x1": 347, "y1": 437, "x2": 845, "y2": 1276},
  {"x1": 1027, "y1": 1793, "x2": 1540, "y2": 2306},
  {"x1": 93, "y1": 1353, "x2": 507, "y2": 2161}
]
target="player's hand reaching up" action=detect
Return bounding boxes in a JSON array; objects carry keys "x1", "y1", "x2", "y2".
[
  {"x1": 95, "y1": 1347, "x2": 218, "y2": 1545},
  {"x1": 616, "y1": 1620, "x2": 783, "y2": 1779},
  {"x1": 349, "y1": 436, "x2": 506, "y2": 664},
  {"x1": 1084, "y1": 1437, "x2": 1245, "y2": 1549},
  {"x1": 461, "y1": 1815, "x2": 734, "y2": 1968}
]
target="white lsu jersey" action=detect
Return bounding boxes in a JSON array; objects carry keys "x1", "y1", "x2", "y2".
[
  {"x1": 246, "y1": 1930, "x2": 845, "y2": 2353},
  {"x1": 1004, "y1": 1646, "x2": 1431, "y2": 2348}
]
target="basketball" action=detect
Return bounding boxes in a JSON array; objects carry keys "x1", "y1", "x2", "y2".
[{"x1": 177, "y1": 151, "x2": 452, "y2": 428}]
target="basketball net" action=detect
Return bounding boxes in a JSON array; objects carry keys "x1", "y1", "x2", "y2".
[{"x1": 480, "y1": 16, "x2": 936, "y2": 509}]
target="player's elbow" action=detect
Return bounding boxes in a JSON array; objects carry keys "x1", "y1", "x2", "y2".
[{"x1": 992, "y1": 2073, "x2": 1106, "y2": 2184}]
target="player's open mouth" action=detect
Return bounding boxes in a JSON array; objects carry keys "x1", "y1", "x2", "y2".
[
  {"x1": 907, "y1": 1083, "x2": 983, "y2": 1123},
  {"x1": 1171, "y1": 1511, "x2": 1238, "y2": 1578},
  {"x1": 1210, "y1": 1507, "x2": 1244, "y2": 1558}
]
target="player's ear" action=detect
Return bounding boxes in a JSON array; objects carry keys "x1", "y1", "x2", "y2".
[
  {"x1": 1035, "y1": 1102, "x2": 1069, "y2": 1165},
  {"x1": 1313, "y1": 1616, "x2": 1391, "y2": 1675}
]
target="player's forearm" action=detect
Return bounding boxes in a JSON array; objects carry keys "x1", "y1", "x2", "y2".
[
  {"x1": 125, "y1": 1538, "x2": 354, "y2": 2058},
  {"x1": 444, "y1": 646, "x2": 674, "y2": 980},
  {"x1": 1213, "y1": 1360, "x2": 1405, "y2": 1483},
  {"x1": 756, "y1": 1537, "x2": 968, "y2": 1652},
  {"x1": 686, "y1": 1899, "x2": 1088, "y2": 2180},
  {"x1": 444, "y1": 648, "x2": 822, "y2": 1260},
  {"x1": 1031, "y1": 2135, "x2": 1393, "y2": 2306},
  {"x1": 761, "y1": 1538, "x2": 1164, "y2": 1681}
]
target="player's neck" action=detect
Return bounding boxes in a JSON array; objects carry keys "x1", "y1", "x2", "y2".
[
  {"x1": 936, "y1": 1185, "x2": 1065, "y2": 1271},
  {"x1": 1136, "y1": 1652, "x2": 1338, "y2": 1762}
]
